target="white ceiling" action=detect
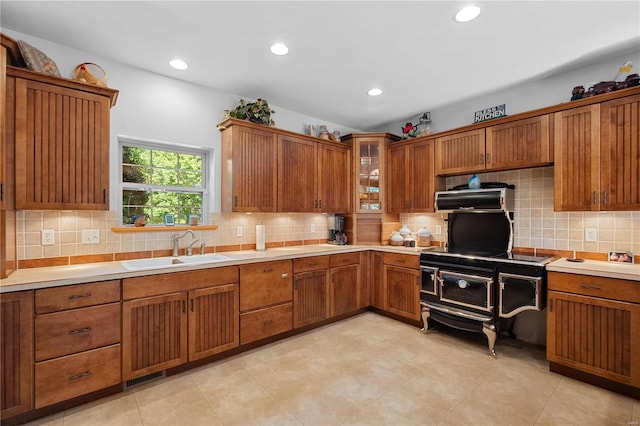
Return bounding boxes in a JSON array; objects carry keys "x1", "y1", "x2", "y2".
[{"x1": 2, "y1": 1, "x2": 639, "y2": 130}]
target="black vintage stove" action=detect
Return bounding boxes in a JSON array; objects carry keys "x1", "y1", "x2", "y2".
[{"x1": 420, "y1": 186, "x2": 552, "y2": 357}]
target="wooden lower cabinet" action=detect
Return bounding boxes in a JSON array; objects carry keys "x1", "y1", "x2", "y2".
[
  {"x1": 370, "y1": 251, "x2": 384, "y2": 309},
  {"x1": 32, "y1": 280, "x2": 121, "y2": 409},
  {"x1": 331, "y1": 264, "x2": 360, "y2": 316},
  {"x1": 122, "y1": 292, "x2": 188, "y2": 380},
  {"x1": 293, "y1": 269, "x2": 330, "y2": 328},
  {"x1": 240, "y1": 260, "x2": 293, "y2": 344},
  {"x1": 35, "y1": 344, "x2": 120, "y2": 408},
  {"x1": 0, "y1": 291, "x2": 33, "y2": 420},
  {"x1": 383, "y1": 253, "x2": 421, "y2": 321},
  {"x1": 240, "y1": 302, "x2": 293, "y2": 345},
  {"x1": 122, "y1": 267, "x2": 240, "y2": 380},
  {"x1": 188, "y1": 284, "x2": 239, "y2": 361},
  {"x1": 547, "y1": 271, "x2": 640, "y2": 390}
]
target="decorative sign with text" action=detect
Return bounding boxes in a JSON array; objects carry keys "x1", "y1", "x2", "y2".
[{"x1": 474, "y1": 104, "x2": 506, "y2": 123}]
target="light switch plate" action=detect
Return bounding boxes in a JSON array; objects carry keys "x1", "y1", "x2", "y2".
[{"x1": 82, "y1": 229, "x2": 100, "y2": 244}]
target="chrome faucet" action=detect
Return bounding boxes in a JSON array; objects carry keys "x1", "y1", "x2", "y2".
[{"x1": 172, "y1": 230, "x2": 199, "y2": 256}]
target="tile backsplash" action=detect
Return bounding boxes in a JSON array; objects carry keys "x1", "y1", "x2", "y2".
[
  {"x1": 15, "y1": 166, "x2": 640, "y2": 262},
  {"x1": 400, "y1": 166, "x2": 640, "y2": 256}
]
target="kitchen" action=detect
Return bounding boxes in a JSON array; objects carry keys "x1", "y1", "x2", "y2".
[{"x1": 1, "y1": 1, "x2": 640, "y2": 425}]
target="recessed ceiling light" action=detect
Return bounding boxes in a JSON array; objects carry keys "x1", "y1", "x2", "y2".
[
  {"x1": 368, "y1": 88, "x2": 383, "y2": 96},
  {"x1": 169, "y1": 59, "x2": 188, "y2": 70},
  {"x1": 270, "y1": 43, "x2": 289, "y2": 56},
  {"x1": 455, "y1": 5, "x2": 481, "y2": 22}
]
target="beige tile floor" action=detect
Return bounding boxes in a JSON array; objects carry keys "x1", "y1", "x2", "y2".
[{"x1": 27, "y1": 312, "x2": 639, "y2": 426}]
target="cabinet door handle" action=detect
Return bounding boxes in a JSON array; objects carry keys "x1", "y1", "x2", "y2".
[
  {"x1": 182, "y1": 300, "x2": 186, "y2": 313},
  {"x1": 69, "y1": 327, "x2": 92, "y2": 335},
  {"x1": 191, "y1": 298, "x2": 195, "y2": 312},
  {"x1": 234, "y1": 196, "x2": 238, "y2": 207},
  {"x1": 263, "y1": 268, "x2": 274, "y2": 273},
  {"x1": 263, "y1": 320, "x2": 274, "y2": 326},
  {"x1": 103, "y1": 188, "x2": 106, "y2": 203},
  {"x1": 281, "y1": 273, "x2": 289, "y2": 278},
  {"x1": 69, "y1": 371, "x2": 92, "y2": 381},
  {"x1": 603, "y1": 191, "x2": 607, "y2": 205},
  {"x1": 580, "y1": 284, "x2": 601, "y2": 290},
  {"x1": 486, "y1": 153, "x2": 491, "y2": 164},
  {"x1": 593, "y1": 191, "x2": 597, "y2": 205},
  {"x1": 480, "y1": 154, "x2": 484, "y2": 164},
  {"x1": 68, "y1": 292, "x2": 91, "y2": 300},
  {"x1": 0, "y1": 183, "x2": 3, "y2": 202},
  {"x1": 549, "y1": 299, "x2": 553, "y2": 312}
]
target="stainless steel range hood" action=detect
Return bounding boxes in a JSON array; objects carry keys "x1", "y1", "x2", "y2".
[{"x1": 435, "y1": 187, "x2": 514, "y2": 213}]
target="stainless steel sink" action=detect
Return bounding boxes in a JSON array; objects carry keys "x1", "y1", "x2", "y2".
[{"x1": 121, "y1": 254, "x2": 233, "y2": 271}]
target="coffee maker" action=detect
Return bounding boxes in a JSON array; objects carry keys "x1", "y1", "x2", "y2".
[{"x1": 328, "y1": 215, "x2": 347, "y2": 245}]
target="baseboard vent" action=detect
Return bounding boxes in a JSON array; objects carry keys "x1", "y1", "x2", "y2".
[{"x1": 124, "y1": 371, "x2": 165, "y2": 390}]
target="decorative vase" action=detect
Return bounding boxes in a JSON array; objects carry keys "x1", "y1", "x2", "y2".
[{"x1": 468, "y1": 174, "x2": 481, "y2": 189}]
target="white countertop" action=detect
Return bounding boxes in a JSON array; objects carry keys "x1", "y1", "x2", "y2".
[
  {"x1": 0, "y1": 244, "x2": 424, "y2": 293},
  {"x1": 547, "y1": 258, "x2": 640, "y2": 281}
]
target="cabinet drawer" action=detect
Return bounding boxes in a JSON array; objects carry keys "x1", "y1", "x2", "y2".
[
  {"x1": 548, "y1": 272, "x2": 640, "y2": 303},
  {"x1": 35, "y1": 280, "x2": 120, "y2": 313},
  {"x1": 330, "y1": 252, "x2": 360, "y2": 268},
  {"x1": 35, "y1": 303, "x2": 121, "y2": 362},
  {"x1": 35, "y1": 344, "x2": 121, "y2": 409},
  {"x1": 240, "y1": 261, "x2": 292, "y2": 311},
  {"x1": 294, "y1": 255, "x2": 330, "y2": 273},
  {"x1": 123, "y1": 266, "x2": 238, "y2": 299},
  {"x1": 240, "y1": 302, "x2": 293, "y2": 345},
  {"x1": 383, "y1": 252, "x2": 419, "y2": 269}
]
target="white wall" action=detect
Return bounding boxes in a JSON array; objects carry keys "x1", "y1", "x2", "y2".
[
  {"x1": 4, "y1": 29, "x2": 362, "y2": 215},
  {"x1": 374, "y1": 47, "x2": 640, "y2": 135}
]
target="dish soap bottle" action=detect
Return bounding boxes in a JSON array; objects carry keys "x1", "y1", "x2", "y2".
[{"x1": 468, "y1": 174, "x2": 481, "y2": 189}]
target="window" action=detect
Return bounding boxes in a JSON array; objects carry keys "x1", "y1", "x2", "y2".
[{"x1": 119, "y1": 137, "x2": 209, "y2": 225}]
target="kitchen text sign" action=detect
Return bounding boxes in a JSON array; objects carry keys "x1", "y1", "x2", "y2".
[{"x1": 474, "y1": 104, "x2": 506, "y2": 123}]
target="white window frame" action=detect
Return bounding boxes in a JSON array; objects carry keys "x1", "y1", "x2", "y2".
[{"x1": 117, "y1": 135, "x2": 210, "y2": 226}]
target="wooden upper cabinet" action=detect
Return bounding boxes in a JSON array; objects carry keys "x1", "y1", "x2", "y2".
[
  {"x1": 278, "y1": 134, "x2": 317, "y2": 212},
  {"x1": 554, "y1": 105, "x2": 601, "y2": 211},
  {"x1": 435, "y1": 129, "x2": 485, "y2": 175},
  {"x1": 435, "y1": 115, "x2": 551, "y2": 175},
  {"x1": 317, "y1": 142, "x2": 350, "y2": 213},
  {"x1": 387, "y1": 139, "x2": 442, "y2": 213},
  {"x1": 220, "y1": 122, "x2": 278, "y2": 212},
  {"x1": 485, "y1": 115, "x2": 552, "y2": 171},
  {"x1": 599, "y1": 94, "x2": 640, "y2": 210},
  {"x1": 7, "y1": 67, "x2": 117, "y2": 210},
  {"x1": 220, "y1": 118, "x2": 349, "y2": 213}
]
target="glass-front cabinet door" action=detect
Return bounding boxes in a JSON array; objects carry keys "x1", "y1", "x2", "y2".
[
  {"x1": 358, "y1": 141, "x2": 381, "y2": 212},
  {"x1": 342, "y1": 133, "x2": 400, "y2": 214}
]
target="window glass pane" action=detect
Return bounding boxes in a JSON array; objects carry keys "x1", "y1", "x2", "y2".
[
  {"x1": 179, "y1": 170, "x2": 202, "y2": 187},
  {"x1": 151, "y1": 168, "x2": 179, "y2": 186},
  {"x1": 179, "y1": 153, "x2": 202, "y2": 171},
  {"x1": 123, "y1": 146, "x2": 150, "y2": 166},
  {"x1": 122, "y1": 189, "x2": 151, "y2": 224},
  {"x1": 152, "y1": 150, "x2": 178, "y2": 168},
  {"x1": 122, "y1": 164, "x2": 150, "y2": 184}
]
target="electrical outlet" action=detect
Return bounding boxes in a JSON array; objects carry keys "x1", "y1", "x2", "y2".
[
  {"x1": 585, "y1": 228, "x2": 598, "y2": 242},
  {"x1": 41, "y1": 230, "x2": 55, "y2": 246},
  {"x1": 82, "y1": 229, "x2": 100, "y2": 244},
  {"x1": 435, "y1": 225, "x2": 442, "y2": 235},
  {"x1": 310, "y1": 224, "x2": 316, "y2": 233},
  {"x1": 236, "y1": 225, "x2": 244, "y2": 237}
]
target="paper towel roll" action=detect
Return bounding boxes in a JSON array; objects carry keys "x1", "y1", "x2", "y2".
[{"x1": 256, "y1": 224, "x2": 266, "y2": 251}]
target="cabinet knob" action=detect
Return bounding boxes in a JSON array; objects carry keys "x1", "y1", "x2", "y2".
[{"x1": 281, "y1": 273, "x2": 289, "y2": 279}]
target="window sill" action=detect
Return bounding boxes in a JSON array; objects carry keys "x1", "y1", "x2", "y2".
[{"x1": 111, "y1": 225, "x2": 218, "y2": 233}]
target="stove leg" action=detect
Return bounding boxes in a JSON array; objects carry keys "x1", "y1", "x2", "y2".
[
  {"x1": 420, "y1": 306, "x2": 431, "y2": 334},
  {"x1": 482, "y1": 322, "x2": 497, "y2": 358}
]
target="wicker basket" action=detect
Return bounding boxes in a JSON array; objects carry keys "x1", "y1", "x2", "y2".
[{"x1": 72, "y1": 63, "x2": 108, "y2": 87}]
